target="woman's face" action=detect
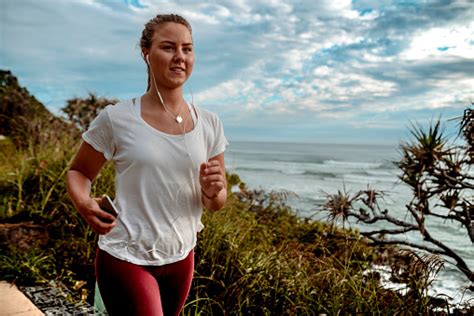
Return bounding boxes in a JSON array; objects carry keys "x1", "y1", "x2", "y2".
[{"x1": 147, "y1": 22, "x2": 194, "y2": 90}]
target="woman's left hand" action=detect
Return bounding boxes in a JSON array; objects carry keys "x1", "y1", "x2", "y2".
[{"x1": 199, "y1": 160, "x2": 225, "y2": 199}]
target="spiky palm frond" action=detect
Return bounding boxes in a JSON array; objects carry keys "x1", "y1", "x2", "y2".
[{"x1": 321, "y1": 189, "x2": 359, "y2": 223}]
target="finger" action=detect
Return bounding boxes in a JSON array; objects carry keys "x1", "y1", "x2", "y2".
[
  {"x1": 97, "y1": 210, "x2": 117, "y2": 223},
  {"x1": 201, "y1": 180, "x2": 225, "y2": 194},
  {"x1": 93, "y1": 197, "x2": 109, "y2": 217},
  {"x1": 96, "y1": 227, "x2": 112, "y2": 235},
  {"x1": 210, "y1": 182, "x2": 224, "y2": 191},
  {"x1": 203, "y1": 167, "x2": 223, "y2": 176},
  {"x1": 202, "y1": 174, "x2": 224, "y2": 184},
  {"x1": 92, "y1": 215, "x2": 116, "y2": 229},
  {"x1": 203, "y1": 165, "x2": 223, "y2": 175},
  {"x1": 200, "y1": 162, "x2": 208, "y2": 174},
  {"x1": 89, "y1": 223, "x2": 109, "y2": 235},
  {"x1": 207, "y1": 160, "x2": 221, "y2": 167},
  {"x1": 94, "y1": 221, "x2": 115, "y2": 234},
  {"x1": 93, "y1": 225, "x2": 109, "y2": 235},
  {"x1": 94, "y1": 195, "x2": 109, "y2": 204},
  {"x1": 91, "y1": 207, "x2": 116, "y2": 223}
]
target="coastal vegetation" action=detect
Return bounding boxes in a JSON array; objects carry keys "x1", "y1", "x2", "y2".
[
  {"x1": 0, "y1": 70, "x2": 472, "y2": 314},
  {"x1": 321, "y1": 108, "x2": 474, "y2": 284}
]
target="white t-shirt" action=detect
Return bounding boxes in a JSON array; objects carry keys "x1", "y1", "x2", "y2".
[{"x1": 82, "y1": 98, "x2": 228, "y2": 265}]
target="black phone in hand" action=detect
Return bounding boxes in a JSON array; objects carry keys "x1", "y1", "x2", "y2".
[{"x1": 99, "y1": 195, "x2": 118, "y2": 217}]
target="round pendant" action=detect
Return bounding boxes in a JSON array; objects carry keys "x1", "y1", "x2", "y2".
[{"x1": 176, "y1": 115, "x2": 183, "y2": 124}]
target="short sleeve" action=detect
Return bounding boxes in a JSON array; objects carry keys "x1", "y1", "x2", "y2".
[
  {"x1": 82, "y1": 106, "x2": 115, "y2": 160},
  {"x1": 208, "y1": 114, "x2": 229, "y2": 159}
]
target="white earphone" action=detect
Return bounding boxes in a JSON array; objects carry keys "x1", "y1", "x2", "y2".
[{"x1": 143, "y1": 51, "x2": 200, "y2": 216}]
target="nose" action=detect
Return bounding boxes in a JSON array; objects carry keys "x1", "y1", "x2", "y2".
[{"x1": 173, "y1": 49, "x2": 185, "y2": 62}]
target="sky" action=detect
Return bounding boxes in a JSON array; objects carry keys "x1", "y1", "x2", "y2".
[{"x1": 1, "y1": 0, "x2": 473, "y2": 145}]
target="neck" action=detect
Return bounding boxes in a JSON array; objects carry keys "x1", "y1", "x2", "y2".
[{"x1": 149, "y1": 86, "x2": 184, "y2": 112}]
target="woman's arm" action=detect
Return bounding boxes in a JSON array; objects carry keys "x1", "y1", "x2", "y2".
[
  {"x1": 66, "y1": 141, "x2": 116, "y2": 234},
  {"x1": 199, "y1": 153, "x2": 227, "y2": 212}
]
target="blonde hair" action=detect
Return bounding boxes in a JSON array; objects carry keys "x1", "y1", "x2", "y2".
[{"x1": 140, "y1": 14, "x2": 193, "y2": 91}]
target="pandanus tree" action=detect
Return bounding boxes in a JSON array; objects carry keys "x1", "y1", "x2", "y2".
[{"x1": 321, "y1": 107, "x2": 473, "y2": 287}]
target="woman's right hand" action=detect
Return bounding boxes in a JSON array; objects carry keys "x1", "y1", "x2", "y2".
[
  {"x1": 66, "y1": 142, "x2": 114, "y2": 234},
  {"x1": 77, "y1": 197, "x2": 116, "y2": 235}
]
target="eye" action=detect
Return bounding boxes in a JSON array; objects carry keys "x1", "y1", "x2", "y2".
[
  {"x1": 162, "y1": 46, "x2": 174, "y2": 52},
  {"x1": 183, "y1": 47, "x2": 193, "y2": 54}
]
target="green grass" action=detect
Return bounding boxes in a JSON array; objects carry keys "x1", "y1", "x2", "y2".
[{"x1": 0, "y1": 136, "x2": 447, "y2": 314}]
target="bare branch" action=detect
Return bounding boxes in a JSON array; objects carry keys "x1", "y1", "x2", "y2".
[
  {"x1": 361, "y1": 227, "x2": 418, "y2": 236},
  {"x1": 438, "y1": 170, "x2": 474, "y2": 189},
  {"x1": 349, "y1": 208, "x2": 417, "y2": 228},
  {"x1": 406, "y1": 204, "x2": 473, "y2": 281},
  {"x1": 365, "y1": 238, "x2": 446, "y2": 255},
  {"x1": 423, "y1": 210, "x2": 464, "y2": 222}
]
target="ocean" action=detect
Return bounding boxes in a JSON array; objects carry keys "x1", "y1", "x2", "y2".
[{"x1": 225, "y1": 140, "x2": 473, "y2": 306}]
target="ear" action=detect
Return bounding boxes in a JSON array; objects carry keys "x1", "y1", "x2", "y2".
[{"x1": 141, "y1": 50, "x2": 149, "y2": 63}]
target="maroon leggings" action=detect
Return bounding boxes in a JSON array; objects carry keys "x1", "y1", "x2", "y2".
[{"x1": 95, "y1": 248, "x2": 194, "y2": 316}]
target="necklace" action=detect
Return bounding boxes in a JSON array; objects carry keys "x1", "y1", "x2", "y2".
[{"x1": 148, "y1": 91, "x2": 183, "y2": 124}]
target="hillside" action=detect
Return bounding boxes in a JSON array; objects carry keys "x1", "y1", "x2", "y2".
[
  {"x1": 0, "y1": 70, "x2": 75, "y2": 148},
  {"x1": 0, "y1": 70, "x2": 472, "y2": 314}
]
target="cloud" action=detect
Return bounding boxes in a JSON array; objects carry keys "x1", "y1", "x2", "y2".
[
  {"x1": 190, "y1": 0, "x2": 471, "y2": 142},
  {"x1": 401, "y1": 23, "x2": 474, "y2": 60},
  {"x1": 1, "y1": 0, "x2": 472, "y2": 143}
]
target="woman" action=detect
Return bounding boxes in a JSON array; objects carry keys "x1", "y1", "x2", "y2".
[{"x1": 66, "y1": 14, "x2": 228, "y2": 315}]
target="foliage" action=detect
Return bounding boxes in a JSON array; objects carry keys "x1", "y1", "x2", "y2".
[
  {"x1": 1, "y1": 134, "x2": 447, "y2": 313},
  {"x1": 0, "y1": 246, "x2": 56, "y2": 285},
  {"x1": 321, "y1": 108, "x2": 474, "y2": 287},
  {"x1": 1, "y1": 71, "x2": 471, "y2": 313},
  {"x1": 0, "y1": 133, "x2": 116, "y2": 302},
  {"x1": 186, "y1": 187, "x2": 408, "y2": 315},
  {"x1": 0, "y1": 70, "x2": 76, "y2": 150},
  {"x1": 62, "y1": 93, "x2": 118, "y2": 132},
  {"x1": 458, "y1": 107, "x2": 473, "y2": 161}
]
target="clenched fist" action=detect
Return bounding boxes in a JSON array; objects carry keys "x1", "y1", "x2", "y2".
[{"x1": 199, "y1": 160, "x2": 225, "y2": 199}]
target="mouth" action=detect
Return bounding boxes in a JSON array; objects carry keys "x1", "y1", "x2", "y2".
[{"x1": 170, "y1": 66, "x2": 185, "y2": 73}]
